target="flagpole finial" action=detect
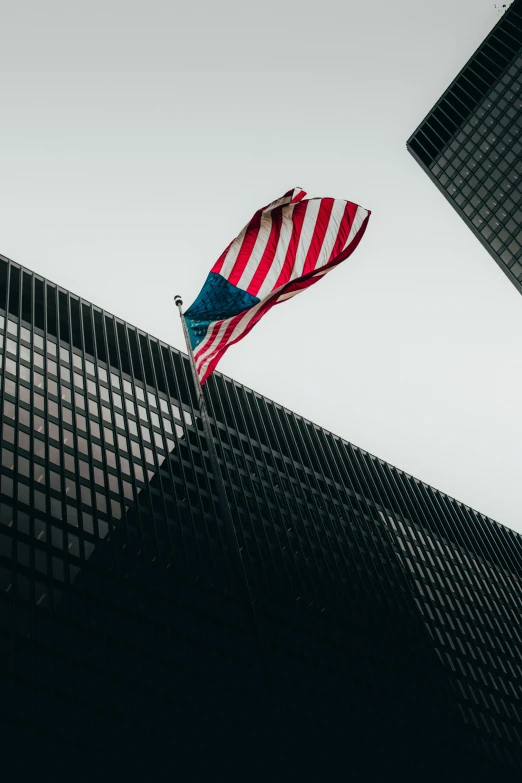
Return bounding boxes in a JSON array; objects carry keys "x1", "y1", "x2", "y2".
[{"x1": 174, "y1": 295, "x2": 183, "y2": 307}]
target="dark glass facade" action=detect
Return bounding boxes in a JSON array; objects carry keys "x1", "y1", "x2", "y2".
[
  {"x1": 407, "y1": 1, "x2": 522, "y2": 295},
  {"x1": 0, "y1": 253, "x2": 521, "y2": 780}
]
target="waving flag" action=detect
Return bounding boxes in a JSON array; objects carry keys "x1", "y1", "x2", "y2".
[{"x1": 184, "y1": 187, "x2": 370, "y2": 384}]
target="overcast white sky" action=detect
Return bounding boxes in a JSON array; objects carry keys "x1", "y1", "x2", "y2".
[{"x1": 1, "y1": 0, "x2": 521, "y2": 533}]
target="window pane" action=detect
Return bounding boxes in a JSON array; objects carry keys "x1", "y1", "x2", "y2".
[
  {"x1": 2, "y1": 424, "x2": 15, "y2": 444},
  {"x1": 3, "y1": 401, "x2": 15, "y2": 419},
  {"x1": 2, "y1": 450, "x2": 14, "y2": 470},
  {"x1": 18, "y1": 457, "x2": 30, "y2": 476}
]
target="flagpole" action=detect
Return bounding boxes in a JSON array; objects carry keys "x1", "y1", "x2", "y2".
[{"x1": 173, "y1": 295, "x2": 256, "y2": 609}]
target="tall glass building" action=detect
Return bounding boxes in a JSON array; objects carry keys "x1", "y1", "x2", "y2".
[
  {"x1": 407, "y1": 1, "x2": 522, "y2": 295},
  {"x1": 0, "y1": 253, "x2": 521, "y2": 780}
]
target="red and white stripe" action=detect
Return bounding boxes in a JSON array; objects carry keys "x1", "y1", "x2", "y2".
[{"x1": 195, "y1": 188, "x2": 370, "y2": 383}]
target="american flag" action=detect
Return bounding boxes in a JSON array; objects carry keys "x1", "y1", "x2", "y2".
[{"x1": 184, "y1": 187, "x2": 370, "y2": 383}]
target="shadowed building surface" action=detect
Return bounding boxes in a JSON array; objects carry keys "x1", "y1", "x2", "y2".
[
  {"x1": 0, "y1": 254, "x2": 520, "y2": 779},
  {"x1": 408, "y1": 1, "x2": 522, "y2": 295}
]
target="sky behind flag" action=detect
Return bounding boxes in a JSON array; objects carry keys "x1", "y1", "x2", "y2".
[
  {"x1": 184, "y1": 188, "x2": 370, "y2": 382},
  {"x1": 0, "y1": 0, "x2": 521, "y2": 533}
]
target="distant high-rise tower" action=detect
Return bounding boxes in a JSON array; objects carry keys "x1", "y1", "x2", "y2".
[{"x1": 407, "y1": 2, "x2": 522, "y2": 295}]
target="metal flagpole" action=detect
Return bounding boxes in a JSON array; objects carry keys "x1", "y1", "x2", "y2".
[{"x1": 173, "y1": 295, "x2": 256, "y2": 609}]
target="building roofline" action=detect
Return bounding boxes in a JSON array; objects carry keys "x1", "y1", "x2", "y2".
[
  {"x1": 406, "y1": 1, "x2": 522, "y2": 148},
  {"x1": 0, "y1": 250, "x2": 518, "y2": 540}
]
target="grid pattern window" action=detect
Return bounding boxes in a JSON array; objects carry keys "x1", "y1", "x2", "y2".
[
  {"x1": 0, "y1": 254, "x2": 521, "y2": 779},
  {"x1": 384, "y1": 510, "x2": 522, "y2": 767},
  {"x1": 407, "y1": 2, "x2": 522, "y2": 294}
]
